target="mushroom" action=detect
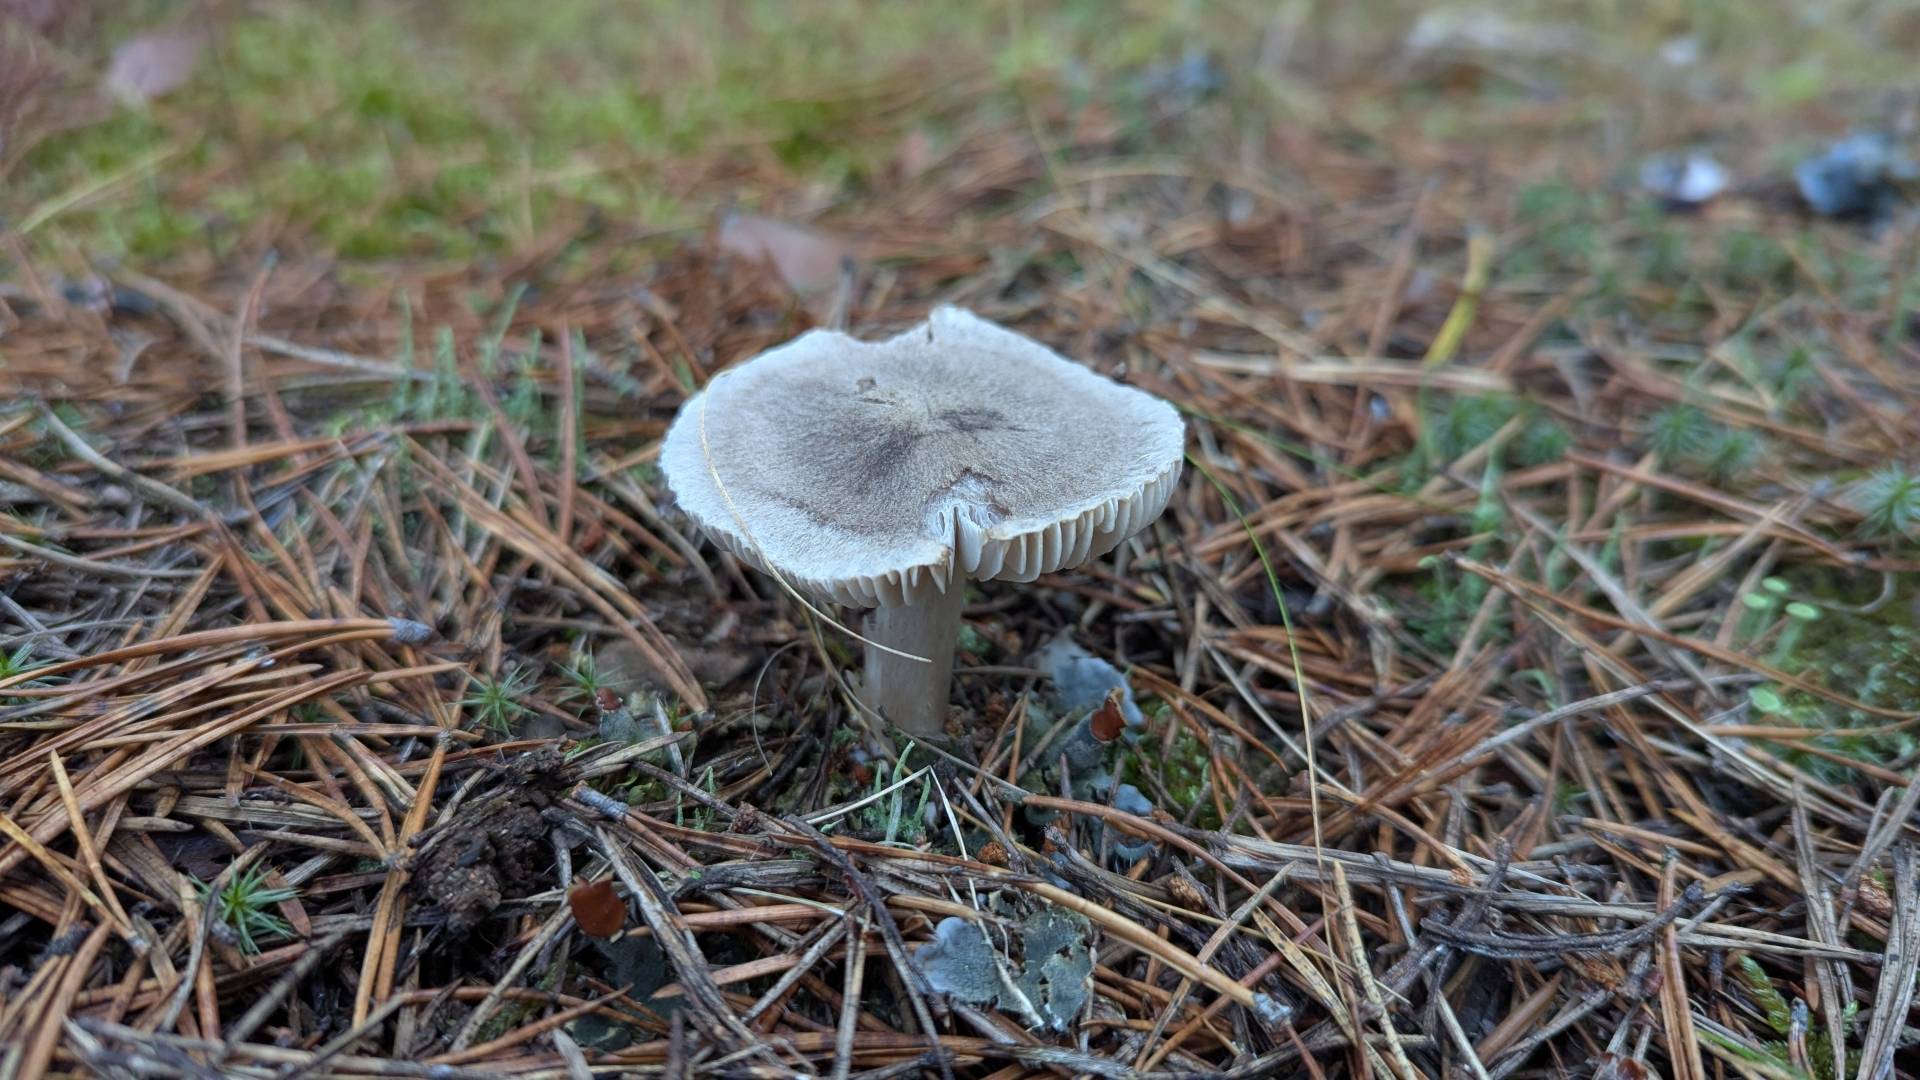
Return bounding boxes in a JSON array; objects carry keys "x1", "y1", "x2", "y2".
[{"x1": 660, "y1": 307, "x2": 1184, "y2": 739}]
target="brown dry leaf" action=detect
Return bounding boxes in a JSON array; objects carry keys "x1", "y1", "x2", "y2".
[
  {"x1": 1088, "y1": 688, "x2": 1126, "y2": 743},
  {"x1": 717, "y1": 211, "x2": 852, "y2": 295},
  {"x1": 568, "y1": 879, "x2": 626, "y2": 939},
  {"x1": 103, "y1": 29, "x2": 203, "y2": 105}
]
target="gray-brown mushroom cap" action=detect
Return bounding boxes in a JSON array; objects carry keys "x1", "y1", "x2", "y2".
[{"x1": 660, "y1": 307, "x2": 1185, "y2": 607}]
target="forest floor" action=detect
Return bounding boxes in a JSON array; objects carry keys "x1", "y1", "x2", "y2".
[{"x1": 4, "y1": 3, "x2": 1920, "y2": 1078}]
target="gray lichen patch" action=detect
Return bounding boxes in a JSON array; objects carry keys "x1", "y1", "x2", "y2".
[
  {"x1": 914, "y1": 906, "x2": 1093, "y2": 1033},
  {"x1": 1009, "y1": 907, "x2": 1094, "y2": 1031},
  {"x1": 917, "y1": 917, "x2": 1001, "y2": 1003}
]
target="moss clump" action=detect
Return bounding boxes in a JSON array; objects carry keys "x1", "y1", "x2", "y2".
[
  {"x1": 1743, "y1": 577, "x2": 1920, "y2": 784},
  {"x1": 1118, "y1": 707, "x2": 1217, "y2": 827}
]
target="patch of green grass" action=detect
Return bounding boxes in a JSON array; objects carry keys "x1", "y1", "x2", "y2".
[
  {"x1": 1506, "y1": 179, "x2": 1610, "y2": 281},
  {"x1": 1769, "y1": 346, "x2": 1819, "y2": 406},
  {"x1": 14, "y1": 0, "x2": 1256, "y2": 264},
  {"x1": 1629, "y1": 205, "x2": 1690, "y2": 289},
  {"x1": 18, "y1": 0, "x2": 1918, "y2": 270},
  {"x1": 1646, "y1": 403, "x2": 1712, "y2": 463},
  {"x1": 1698, "y1": 426, "x2": 1763, "y2": 484},
  {"x1": 1389, "y1": 391, "x2": 1566, "y2": 649},
  {"x1": 320, "y1": 299, "x2": 537, "y2": 438}
]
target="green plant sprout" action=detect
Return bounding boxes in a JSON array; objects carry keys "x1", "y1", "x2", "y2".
[
  {"x1": 1647, "y1": 404, "x2": 1768, "y2": 482},
  {"x1": 1403, "y1": 393, "x2": 1570, "y2": 491},
  {"x1": 1741, "y1": 578, "x2": 1826, "y2": 721},
  {"x1": 674, "y1": 766, "x2": 720, "y2": 832},
  {"x1": 1848, "y1": 464, "x2": 1920, "y2": 539},
  {"x1": 463, "y1": 665, "x2": 535, "y2": 734},
  {"x1": 1734, "y1": 578, "x2": 1819, "y2": 662},
  {"x1": 0, "y1": 643, "x2": 48, "y2": 682},
  {"x1": 0, "y1": 644, "x2": 60, "y2": 707},
  {"x1": 1733, "y1": 954, "x2": 1856, "y2": 1079},
  {"x1": 1413, "y1": 553, "x2": 1498, "y2": 652},
  {"x1": 1648, "y1": 404, "x2": 1712, "y2": 465},
  {"x1": 1700, "y1": 427, "x2": 1762, "y2": 484},
  {"x1": 840, "y1": 745, "x2": 933, "y2": 845},
  {"x1": 196, "y1": 864, "x2": 298, "y2": 955},
  {"x1": 883, "y1": 744, "x2": 932, "y2": 847},
  {"x1": 558, "y1": 649, "x2": 610, "y2": 705},
  {"x1": 1746, "y1": 684, "x2": 1786, "y2": 716}
]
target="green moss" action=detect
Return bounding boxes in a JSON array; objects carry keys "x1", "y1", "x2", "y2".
[
  {"x1": 1120, "y1": 708, "x2": 1217, "y2": 826},
  {"x1": 1401, "y1": 392, "x2": 1570, "y2": 490},
  {"x1": 1743, "y1": 576, "x2": 1920, "y2": 783},
  {"x1": 1644, "y1": 404, "x2": 1768, "y2": 484},
  {"x1": 1550, "y1": 781, "x2": 1587, "y2": 816},
  {"x1": 956, "y1": 623, "x2": 996, "y2": 659},
  {"x1": 1848, "y1": 466, "x2": 1920, "y2": 540},
  {"x1": 463, "y1": 665, "x2": 535, "y2": 736},
  {"x1": 1631, "y1": 207, "x2": 1690, "y2": 288},
  {"x1": 1720, "y1": 230, "x2": 1795, "y2": 290},
  {"x1": 1409, "y1": 555, "x2": 1502, "y2": 652},
  {"x1": 1732, "y1": 954, "x2": 1857, "y2": 1079}
]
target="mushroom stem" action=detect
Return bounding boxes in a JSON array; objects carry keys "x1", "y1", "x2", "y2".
[{"x1": 862, "y1": 583, "x2": 965, "y2": 739}]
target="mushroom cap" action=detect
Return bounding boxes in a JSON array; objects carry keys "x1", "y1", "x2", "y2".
[{"x1": 660, "y1": 307, "x2": 1185, "y2": 607}]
